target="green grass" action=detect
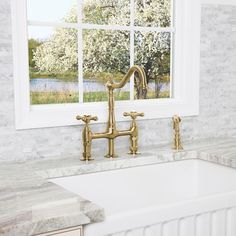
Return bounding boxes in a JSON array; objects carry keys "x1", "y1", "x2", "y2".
[
  {"x1": 30, "y1": 91, "x2": 130, "y2": 104},
  {"x1": 145, "y1": 91, "x2": 170, "y2": 99},
  {"x1": 31, "y1": 91, "x2": 79, "y2": 104},
  {"x1": 29, "y1": 69, "x2": 125, "y2": 83},
  {"x1": 29, "y1": 70, "x2": 78, "y2": 82},
  {"x1": 84, "y1": 91, "x2": 130, "y2": 102},
  {"x1": 31, "y1": 90, "x2": 170, "y2": 105}
]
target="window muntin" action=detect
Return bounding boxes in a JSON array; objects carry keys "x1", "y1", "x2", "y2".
[{"x1": 27, "y1": 0, "x2": 173, "y2": 105}]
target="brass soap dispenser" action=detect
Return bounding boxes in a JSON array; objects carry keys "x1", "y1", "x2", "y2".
[{"x1": 172, "y1": 115, "x2": 183, "y2": 150}]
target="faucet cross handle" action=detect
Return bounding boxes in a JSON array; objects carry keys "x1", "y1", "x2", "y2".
[
  {"x1": 76, "y1": 115, "x2": 98, "y2": 124},
  {"x1": 76, "y1": 115, "x2": 98, "y2": 161},
  {"x1": 123, "y1": 111, "x2": 144, "y2": 120},
  {"x1": 123, "y1": 111, "x2": 144, "y2": 155}
]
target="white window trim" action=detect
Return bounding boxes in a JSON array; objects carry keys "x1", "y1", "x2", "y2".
[{"x1": 11, "y1": 0, "x2": 200, "y2": 130}]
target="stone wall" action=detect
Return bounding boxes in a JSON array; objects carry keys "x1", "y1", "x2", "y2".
[{"x1": 0, "y1": 2, "x2": 235, "y2": 162}]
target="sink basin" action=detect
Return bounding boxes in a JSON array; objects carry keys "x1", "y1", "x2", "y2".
[
  {"x1": 51, "y1": 159, "x2": 236, "y2": 236},
  {"x1": 51, "y1": 159, "x2": 236, "y2": 215}
]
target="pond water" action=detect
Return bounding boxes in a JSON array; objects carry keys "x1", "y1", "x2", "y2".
[{"x1": 30, "y1": 78, "x2": 168, "y2": 92}]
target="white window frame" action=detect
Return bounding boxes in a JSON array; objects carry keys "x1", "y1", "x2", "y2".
[{"x1": 11, "y1": 0, "x2": 200, "y2": 129}]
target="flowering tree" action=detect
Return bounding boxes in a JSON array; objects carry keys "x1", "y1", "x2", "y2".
[
  {"x1": 33, "y1": 28, "x2": 77, "y2": 73},
  {"x1": 33, "y1": 0, "x2": 171, "y2": 98},
  {"x1": 33, "y1": 7, "x2": 78, "y2": 73}
]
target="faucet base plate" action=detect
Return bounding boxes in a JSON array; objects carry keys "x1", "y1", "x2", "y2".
[
  {"x1": 172, "y1": 146, "x2": 183, "y2": 150},
  {"x1": 80, "y1": 157, "x2": 94, "y2": 161},
  {"x1": 104, "y1": 154, "x2": 118, "y2": 159},
  {"x1": 128, "y1": 152, "x2": 141, "y2": 156}
]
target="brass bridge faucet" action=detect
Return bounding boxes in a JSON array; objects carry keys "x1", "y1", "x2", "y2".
[{"x1": 76, "y1": 65, "x2": 148, "y2": 161}]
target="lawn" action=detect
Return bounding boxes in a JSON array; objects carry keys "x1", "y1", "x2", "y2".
[
  {"x1": 29, "y1": 69, "x2": 125, "y2": 83},
  {"x1": 30, "y1": 91, "x2": 170, "y2": 105}
]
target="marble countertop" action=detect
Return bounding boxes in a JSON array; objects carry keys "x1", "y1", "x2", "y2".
[{"x1": 0, "y1": 137, "x2": 236, "y2": 235}]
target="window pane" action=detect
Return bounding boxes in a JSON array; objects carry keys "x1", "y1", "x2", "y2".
[
  {"x1": 82, "y1": 0, "x2": 130, "y2": 25},
  {"x1": 83, "y1": 29, "x2": 130, "y2": 102},
  {"x1": 27, "y1": 0, "x2": 77, "y2": 23},
  {"x1": 134, "y1": 31, "x2": 171, "y2": 100},
  {"x1": 134, "y1": 0, "x2": 171, "y2": 27},
  {"x1": 28, "y1": 26, "x2": 79, "y2": 104}
]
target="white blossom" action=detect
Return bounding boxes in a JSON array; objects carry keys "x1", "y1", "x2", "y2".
[{"x1": 33, "y1": 0, "x2": 171, "y2": 93}]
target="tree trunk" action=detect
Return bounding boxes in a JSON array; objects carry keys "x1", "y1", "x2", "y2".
[
  {"x1": 155, "y1": 76, "x2": 163, "y2": 98},
  {"x1": 134, "y1": 74, "x2": 147, "y2": 99}
]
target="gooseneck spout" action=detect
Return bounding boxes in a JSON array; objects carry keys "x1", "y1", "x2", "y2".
[{"x1": 106, "y1": 65, "x2": 148, "y2": 90}]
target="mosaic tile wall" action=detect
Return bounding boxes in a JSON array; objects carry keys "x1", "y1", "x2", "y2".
[{"x1": 0, "y1": 2, "x2": 235, "y2": 161}]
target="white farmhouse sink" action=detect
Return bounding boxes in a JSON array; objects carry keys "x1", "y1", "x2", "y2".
[{"x1": 51, "y1": 160, "x2": 236, "y2": 236}]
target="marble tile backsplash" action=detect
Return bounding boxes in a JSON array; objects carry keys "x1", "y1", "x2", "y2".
[{"x1": 0, "y1": 2, "x2": 235, "y2": 162}]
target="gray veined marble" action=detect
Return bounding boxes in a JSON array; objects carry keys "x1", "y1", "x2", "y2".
[
  {"x1": 0, "y1": 2, "x2": 235, "y2": 235},
  {"x1": 0, "y1": 137, "x2": 236, "y2": 235}
]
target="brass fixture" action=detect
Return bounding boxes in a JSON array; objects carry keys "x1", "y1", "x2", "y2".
[
  {"x1": 76, "y1": 65, "x2": 147, "y2": 161},
  {"x1": 76, "y1": 115, "x2": 98, "y2": 161},
  {"x1": 123, "y1": 111, "x2": 144, "y2": 155},
  {"x1": 172, "y1": 115, "x2": 183, "y2": 150}
]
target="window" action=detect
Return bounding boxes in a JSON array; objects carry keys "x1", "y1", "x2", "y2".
[
  {"x1": 27, "y1": 0, "x2": 172, "y2": 104},
  {"x1": 12, "y1": 0, "x2": 200, "y2": 129}
]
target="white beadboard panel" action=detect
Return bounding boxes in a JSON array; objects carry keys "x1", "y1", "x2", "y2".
[
  {"x1": 162, "y1": 220, "x2": 179, "y2": 236},
  {"x1": 105, "y1": 207, "x2": 236, "y2": 236},
  {"x1": 126, "y1": 228, "x2": 144, "y2": 236},
  {"x1": 196, "y1": 213, "x2": 211, "y2": 236},
  {"x1": 202, "y1": 0, "x2": 236, "y2": 5},
  {"x1": 143, "y1": 224, "x2": 162, "y2": 236},
  {"x1": 226, "y1": 208, "x2": 236, "y2": 236},
  {"x1": 179, "y1": 216, "x2": 196, "y2": 236},
  {"x1": 110, "y1": 233, "x2": 126, "y2": 236},
  {"x1": 212, "y1": 210, "x2": 227, "y2": 236}
]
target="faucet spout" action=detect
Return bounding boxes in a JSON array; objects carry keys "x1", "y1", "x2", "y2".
[{"x1": 107, "y1": 65, "x2": 148, "y2": 90}]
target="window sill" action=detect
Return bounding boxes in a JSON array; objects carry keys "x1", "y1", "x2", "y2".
[{"x1": 15, "y1": 97, "x2": 199, "y2": 129}]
